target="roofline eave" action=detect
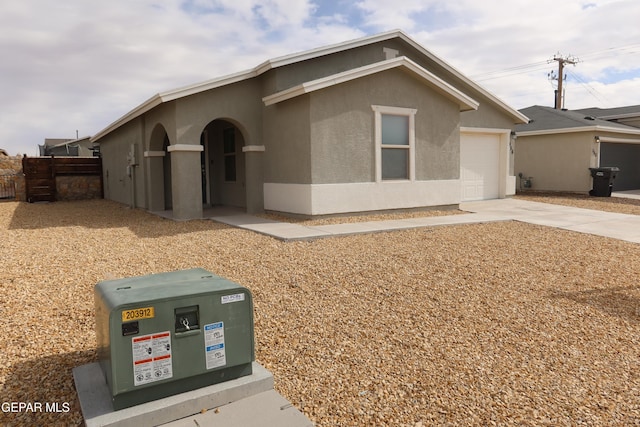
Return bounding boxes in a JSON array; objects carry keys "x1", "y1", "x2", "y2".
[
  {"x1": 93, "y1": 29, "x2": 526, "y2": 142},
  {"x1": 262, "y1": 56, "x2": 480, "y2": 112},
  {"x1": 516, "y1": 125, "x2": 640, "y2": 137}
]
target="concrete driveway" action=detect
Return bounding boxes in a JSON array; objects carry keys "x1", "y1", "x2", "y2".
[{"x1": 461, "y1": 198, "x2": 640, "y2": 244}]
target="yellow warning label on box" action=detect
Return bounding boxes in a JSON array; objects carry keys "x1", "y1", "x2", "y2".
[{"x1": 122, "y1": 307, "x2": 155, "y2": 322}]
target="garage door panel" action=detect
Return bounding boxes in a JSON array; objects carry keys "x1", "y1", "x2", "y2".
[
  {"x1": 600, "y1": 142, "x2": 640, "y2": 191},
  {"x1": 461, "y1": 133, "x2": 500, "y2": 201}
]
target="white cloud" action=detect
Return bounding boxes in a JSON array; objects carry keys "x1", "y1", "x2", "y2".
[
  {"x1": 354, "y1": 0, "x2": 434, "y2": 31},
  {"x1": 0, "y1": 0, "x2": 639, "y2": 156},
  {"x1": 184, "y1": 0, "x2": 315, "y2": 29},
  {"x1": 409, "y1": 0, "x2": 640, "y2": 109}
]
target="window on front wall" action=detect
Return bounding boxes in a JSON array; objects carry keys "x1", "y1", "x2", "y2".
[
  {"x1": 223, "y1": 128, "x2": 236, "y2": 182},
  {"x1": 372, "y1": 105, "x2": 416, "y2": 181}
]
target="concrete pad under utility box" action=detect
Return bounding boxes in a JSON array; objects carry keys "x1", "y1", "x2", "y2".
[{"x1": 73, "y1": 361, "x2": 311, "y2": 427}]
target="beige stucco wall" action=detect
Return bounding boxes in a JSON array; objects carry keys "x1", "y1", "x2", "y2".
[
  {"x1": 100, "y1": 117, "x2": 145, "y2": 208},
  {"x1": 101, "y1": 79, "x2": 266, "y2": 218},
  {"x1": 145, "y1": 102, "x2": 177, "y2": 150},
  {"x1": 514, "y1": 132, "x2": 596, "y2": 192},
  {"x1": 263, "y1": 37, "x2": 520, "y2": 133},
  {"x1": 263, "y1": 41, "x2": 390, "y2": 95},
  {"x1": 169, "y1": 79, "x2": 264, "y2": 217},
  {"x1": 380, "y1": 38, "x2": 521, "y2": 131},
  {"x1": 174, "y1": 79, "x2": 262, "y2": 148},
  {"x1": 308, "y1": 67, "x2": 460, "y2": 184},
  {"x1": 262, "y1": 94, "x2": 311, "y2": 184}
]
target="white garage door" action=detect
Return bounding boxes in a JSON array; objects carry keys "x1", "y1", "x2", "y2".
[{"x1": 460, "y1": 133, "x2": 500, "y2": 201}]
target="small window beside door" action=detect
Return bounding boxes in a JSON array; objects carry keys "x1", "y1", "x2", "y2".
[{"x1": 223, "y1": 128, "x2": 236, "y2": 182}]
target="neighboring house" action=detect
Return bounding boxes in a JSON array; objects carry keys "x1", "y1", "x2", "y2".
[
  {"x1": 515, "y1": 105, "x2": 640, "y2": 193},
  {"x1": 92, "y1": 29, "x2": 528, "y2": 220},
  {"x1": 576, "y1": 105, "x2": 640, "y2": 129},
  {"x1": 0, "y1": 149, "x2": 8, "y2": 157},
  {"x1": 39, "y1": 137, "x2": 95, "y2": 157}
]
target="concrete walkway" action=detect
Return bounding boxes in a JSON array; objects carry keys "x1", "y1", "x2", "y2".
[
  {"x1": 210, "y1": 209, "x2": 508, "y2": 241},
  {"x1": 208, "y1": 198, "x2": 640, "y2": 244}
]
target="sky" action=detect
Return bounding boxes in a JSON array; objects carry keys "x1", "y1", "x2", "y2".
[{"x1": 1, "y1": 0, "x2": 639, "y2": 156}]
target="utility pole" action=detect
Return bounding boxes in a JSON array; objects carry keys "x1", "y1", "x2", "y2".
[{"x1": 550, "y1": 53, "x2": 578, "y2": 109}]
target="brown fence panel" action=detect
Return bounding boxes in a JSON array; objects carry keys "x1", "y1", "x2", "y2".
[
  {"x1": 53, "y1": 157, "x2": 103, "y2": 175},
  {"x1": 22, "y1": 156, "x2": 103, "y2": 203},
  {"x1": 23, "y1": 156, "x2": 55, "y2": 202}
]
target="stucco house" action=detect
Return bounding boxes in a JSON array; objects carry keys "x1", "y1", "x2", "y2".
[
  {"x1": 93, "y1": 30, "x2": 528, "y2": 220},
  {"x1": 577, "y1": 105, "x2": 640, "y2": 129},
  {"x1": 39, "y1": 137, "x2": 96, "y2": 157},
  {"x1": 515, "y1": 105, "x2": 640, "y2": 193}
]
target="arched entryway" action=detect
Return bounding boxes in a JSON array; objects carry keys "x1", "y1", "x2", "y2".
[
  {"x1": 200, "y1": 119, "x2": 246, "y2": 208},
  {"x1": 146, "y1": 123, "x2": 172, "y2": 211}
]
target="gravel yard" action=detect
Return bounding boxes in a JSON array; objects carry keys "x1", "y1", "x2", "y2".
[{"x1": 1, "y1": 197, "x2": 639, "y2": 426}]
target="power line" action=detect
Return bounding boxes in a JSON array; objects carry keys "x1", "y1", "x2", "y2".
[
  {"x1": 473, "y1": 64, "x2": 551, "y2": 82},
  {"x1": 576, "y1": 43, "x2": 640, "y2": 61},
  {"x1": 566, "y1": 70, "x2": 612, "y2": 106},
  {"x1": 470, "y1": 42, "x2": 640, "y2": 83},
  {"x1": 471, "y1": 60, "x2": 549, "y2": 79}
]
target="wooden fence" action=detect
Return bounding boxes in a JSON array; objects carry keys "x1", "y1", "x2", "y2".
[{"x1": 22, "y1": 156, "x2": 103, "y2": 203}]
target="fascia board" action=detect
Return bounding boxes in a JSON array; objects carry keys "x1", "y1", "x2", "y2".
[
  {"x1": 516, "y1": 125, "x2": 640, "y2": 137},
  {"x1": 263, "y1": 56, "x2": 479, "y2": 111}
]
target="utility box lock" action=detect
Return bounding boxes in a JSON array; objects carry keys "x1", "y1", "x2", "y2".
[{"x1": 175, "y1": 305, "x2": 200, "y2": 333}]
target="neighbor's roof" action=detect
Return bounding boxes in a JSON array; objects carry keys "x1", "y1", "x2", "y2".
[
  {"x1": 44, "y1": 136, "x2": 92, "y2": 148},
  {"x1": 515, "y1": 105, "x2": 640, "y2": 136},
  {"x1": 575, "y1": 105, "x2": 640, "y2": 120},
  {"x1": 92, "y1": 29, "x2": 527, "y2": 142}
]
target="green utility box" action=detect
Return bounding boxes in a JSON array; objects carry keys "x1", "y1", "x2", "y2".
[{"x1": 95, "y1": 268, "x2": 254, "y2": 410}]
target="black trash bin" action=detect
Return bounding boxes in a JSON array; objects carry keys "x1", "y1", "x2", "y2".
[{"x1": 589, "y1": 167, "x2": 619, "y2": 197}]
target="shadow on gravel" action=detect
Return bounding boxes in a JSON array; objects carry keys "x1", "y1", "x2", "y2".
[
  {"x1": 6, "y1": 200, "x2": 234, "y2": 238},
  {"x1": 1, "y1": 349, "x2": 96, "y2": 427},
  {"x1": 550, "y1": 286, "x2": 640, "y2": 324}
]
